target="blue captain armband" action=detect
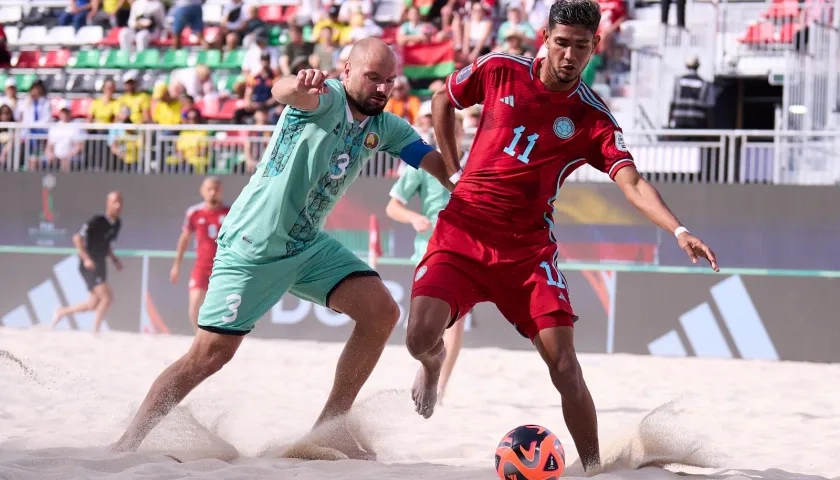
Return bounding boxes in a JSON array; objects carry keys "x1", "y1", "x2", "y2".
[{"x1": 398, "y1": 139, "x2": 435, "y2": 169}]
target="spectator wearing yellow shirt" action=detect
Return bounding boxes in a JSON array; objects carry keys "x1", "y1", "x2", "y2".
[
  {"x1": 151, "y1": 82, "x2": 183, "y2": 130},
  {"x1": 103, "y1": 0, "x2": 131, "y2": 27},
  {"x1": 117, "y1": 72, "x2": 151, "y2": 124},
  {"x1": 311, "y1": 5, "x2": 349, "y2": 45},
  {"x1": 175, "y1": 108, "x2": 210, "y2": 173},
  {"x1": 87, "y1": 78, "x2": 119, "y2": 126}
]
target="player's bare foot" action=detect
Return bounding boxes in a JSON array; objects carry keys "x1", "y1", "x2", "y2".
[
  {"x1": 50, "y1": 310, "x2": 62, "y2": 329},
  {"x1": 411, "y1": 347, "x2": 445, "y2": 419}
]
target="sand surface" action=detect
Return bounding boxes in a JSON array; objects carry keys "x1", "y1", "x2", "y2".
[{"x1": 1, "y1": 327, "x2": 838, "y2": 480}]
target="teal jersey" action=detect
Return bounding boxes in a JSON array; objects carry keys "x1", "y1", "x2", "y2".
[
  {"x1": 218, "y1": 79, "x2": 424, "y2": 261},
  {"x1": 389, "y1": 151, "x2": 467, "y2": 262}
]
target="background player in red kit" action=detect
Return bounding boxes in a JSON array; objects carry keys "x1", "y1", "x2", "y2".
[
  {"x1": 170, "y1": 177, "x2": 230, "y2": 331},
  {"x1": 405, "y1": 0, "x2": 719, "y2": 471}
]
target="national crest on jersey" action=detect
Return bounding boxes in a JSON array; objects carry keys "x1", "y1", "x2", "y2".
[{"x1": 444, "y1": 53, "x2": 636, "y2": 237}]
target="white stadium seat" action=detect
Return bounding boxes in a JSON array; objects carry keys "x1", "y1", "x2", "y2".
[
  {"x1": 17, "y1": 26, "x2": 48, "y2": 46},
  {"x1": 0, "y1": 5, "x2": 22, "y2": 24},
  {"x1": 4, "y1": 25, "x2": 19, "y2": 46},
  {"x1": 74, "y1": 25, "x2": 104, "y2": 45},
  {"x1": 45, "y1": 26, "x2": 76, "y2": 45}
]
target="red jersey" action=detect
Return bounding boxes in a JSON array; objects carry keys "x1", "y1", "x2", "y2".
[
  {"x1": 445, "y1": 53, "x2": 635, "y2": 240},
  {"x1": 183, "y1": 203, "x2": 231, "y2": 266}
]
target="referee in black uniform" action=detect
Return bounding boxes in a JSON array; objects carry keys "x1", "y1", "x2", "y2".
[{"x1": 52, "y1": 191, "x2": 124, "y2": 333}]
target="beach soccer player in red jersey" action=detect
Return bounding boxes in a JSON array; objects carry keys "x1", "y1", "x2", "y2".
[
  {"x1": 170, "y1": 177, "x2": 231, "y2": 331},
  {"x1": 404, "y1": 0, "x2": 719, "y2": 471}
]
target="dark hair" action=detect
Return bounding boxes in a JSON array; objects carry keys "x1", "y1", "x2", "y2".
[{"x1": 548, "y1": 0, "x2": 601, "y2": 34}]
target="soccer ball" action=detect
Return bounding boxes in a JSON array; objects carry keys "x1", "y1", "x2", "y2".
[{"x1": 495, "y1": 424, "x2": 566, "y2": 480}]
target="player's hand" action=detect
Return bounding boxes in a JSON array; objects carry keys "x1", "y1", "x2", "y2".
[
  {"x1": 169, "y1": 265, "x2": 179, "y2": 284},
  {"x1": 83, "y1": 258, "x2": 95, "y2": 270},
  {"x1": 677, "y1": 232, "x2": 719, "y2": 272},
  {"x1": 411, "y1": 216, "x2": 432, "y2": 233},
  {"x1": 296, "y1": 69, "x2": 330, "y2": 95}
]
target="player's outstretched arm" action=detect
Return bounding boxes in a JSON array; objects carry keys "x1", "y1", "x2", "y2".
[
  {"x1": 271, "y1": 69, "x2": 330, "y2": 112},
  {"x1": 614, "y1": 166, "x2": 719, "y2": 272},
  {"x1": 417, "y1": 150, "x2": 457, "y2": 192}
]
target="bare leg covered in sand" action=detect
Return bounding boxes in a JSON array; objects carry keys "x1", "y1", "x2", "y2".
[
  {"x1": 52, "y1": 283, "x2": 112, "y2": 333},
  {"x1": 112, "y1": 276, "x2": 398, "y2": 460},
  {"x1": 535, "y1": 323, "x2": 600, "y2": 471},
  {"x1": 405, "y1": 296, "x2": 452, "y2": 418}
]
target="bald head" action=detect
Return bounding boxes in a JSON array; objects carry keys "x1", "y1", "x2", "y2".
[
  {"x1": 343, "y1": 39, "x2": 398, "y2": 117},
  {"x1": 347, "y1": 38, "x2": 397, "y2": 68},
  {"x1": 201, "y1": 176, "x2": 223, "y2": 207}
]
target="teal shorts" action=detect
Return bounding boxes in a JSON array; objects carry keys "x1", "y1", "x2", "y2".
[{"x1": 197, "y1": 232, "x2": 377, "y2": 335}]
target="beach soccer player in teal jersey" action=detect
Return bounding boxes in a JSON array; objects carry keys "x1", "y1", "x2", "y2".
[{"x1": 112, "y1": 38, "x2": 460, "y2": 459}]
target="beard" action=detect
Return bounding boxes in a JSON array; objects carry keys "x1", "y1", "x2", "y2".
[{"x1": 347, "y1": 90, "x2": 388, "y2": 117}]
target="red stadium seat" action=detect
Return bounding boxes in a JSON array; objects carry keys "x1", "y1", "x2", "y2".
[
  {"x1": 279, "y1": 5, "x2": 298, "y2": 23},
  {"x1": 14, "y1": 50, "x2": 40, "y2": 68},
  {"x1": 50, "y1": 97, "x2": 65, "y2": 118},
  {"x1": 213, "y1": 98, "x2": 242, "y2": 121},
  {"x1": 738, "y1": 22, "x2": 776, "y2": 44},
  {"x1": 762, "y1": 2, "x2": 800, "y2": 19},
  {"x1": 71, "y1": 97, "x2": 92, "y2": 119},
  {"x1": 98, "y1": 26, "x2": 122, "y2": 46},
  {"x1": 258, "y1": 5, "x2": 284, "y2": 23},
  {"x1": 776, "y1": 22, "x2": 800, "y2": 42},
  {"x1": 41, "y1": 49, "x2": 71, "y2": 68}
]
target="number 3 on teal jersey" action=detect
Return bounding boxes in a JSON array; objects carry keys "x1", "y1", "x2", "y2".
[{"x1": 503, "y1": 126, "x2": 539, "y2": 164}]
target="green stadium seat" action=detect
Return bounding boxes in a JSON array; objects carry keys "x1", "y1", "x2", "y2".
[
  {"x1": 15, "y1": 73, "x2": 37, "y2": 91},
  {"x1": 132, "y1": 49, "x2": 160, "y2": 69},
  {"x1": 70, "y1": 49, "x2": 101, "y2": 68},
  {"x1": 220, "y1": 49, "x2": 245, "y2": 69},
  {"x1": 102, "y1": 49, "x2": 131, "y2": 69},
  {"x1": 193, "y1": 50, "x2": 221, "y2": 68},
  {"x1": 302, "y1": 25, "x2": 313, "y2": 42},
  {"x1": 268, "y1": 26, "x2": 285, "y2": 46},
  {"x1": 160, "y1": 49, "x2": 190, "y2": 69},
  {"x1": 216, "y1": 74, "x2": 244, "y2": 92}
]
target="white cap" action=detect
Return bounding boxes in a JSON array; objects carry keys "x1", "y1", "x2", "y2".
[
  {"x1": 4, "y1": 78, "x2": 16, "y2": 88},
  {"x1": 418, "y1": 100, "x2": 432, "y2": 117}
]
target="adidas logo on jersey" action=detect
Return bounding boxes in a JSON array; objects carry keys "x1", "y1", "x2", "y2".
[{"x1": 500, "y1": 95, "x2": 515, "y2": 106}]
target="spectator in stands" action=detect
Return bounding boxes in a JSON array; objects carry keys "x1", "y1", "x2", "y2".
[
  {"x1": 397, "y1": 6, "x2": 436, "y2": 46},
  {"x1": 120, "y1": 0, "x2": 166, "y2": 53},
  {"x1": 1, "y1": 78, "x2": 17, "y2": 111},
  {"x1": 0, "y1": 104, "x2": 14, "y2": 169},
  {"x1": 309, "y1": 26, "x2": 339, "y2": 73},
  {"x1": 117, "y1": 73, "x2": 151, "y2": 124},
  {"x1": 42, "y1": 103, "x2": 84, "y2": 172},
  {"x1": 180, "y1": 95, "x2": 196, "y2": 120},
  {"x1": 661, "y1": 0, "x2": 686, "y2": 30},
  {"x1": 60, "y1": 0, "x2": 102, "y2": 32},
  {"x1": 280, "y1": 25, "x2": 314, "y2": 76},
  {"x1": 384, "y1": 76, "x2": 421, "y2": 125},
  {"x1": 151, "y1": 82, "x2": 183, "y2": 131},
  {"x1": 341, "y1": 11, "x2": 383, "y2": 44},
  {"x1": 413, "y1": 99, "x2": 434, "y2": 145},
  {"x1": 104, "y1": 0, "x2": 131, "y2": 27},
  {"x1": 496, "y1": 5, "x2": 536, "y2": 46},
  {"x1": 88, "y1": 78, "x2": 119, "y2": 124},
  {"x1": 338, "y1": 0, "x2": 373, "y2": 22},
  {"x1": 461, "y1": 2, "x2": 493, "y2": 62},
  {"x1": 242, "y1": 30, "x2": 279, "y2": 77},
  {"x1": 171, "y1": 0, "x2": 207, "y2": 50},
  {"x1": 175, "y1": 108, "x2": 209, "y2": 172},
  {"x1": 108, "y1": 105, "x2": 140, "y2": 167},
  {"x1": 495, "y1": 30, "x2": 535, "y2": 56},
  {"x1": 312, "y1": 5, "x2": 349, "y2": 45},
  {"x1": 16, "y1": 80, "x2": 52, "y2": 165},
  {"x1": 170, "y1": 65, "x2": 214, "y2": 100},
  {"x1": 220, "y1": 0, "x2": 246, "y2": 50},
  {"x1": 235, "y1": 52, "x2": 279, "y2": 124}
]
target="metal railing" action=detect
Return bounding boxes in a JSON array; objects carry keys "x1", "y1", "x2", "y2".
[{"x1": 1, "y1": 122, "x2": 840, "y2": 185}]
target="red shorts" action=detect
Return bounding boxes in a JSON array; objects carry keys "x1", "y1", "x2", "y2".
[
  {"x1": 189, "y1": 263, "x2": 213, "y2": 290},
  {"x1": 411, "y1": 209, "x2": 577, "y2": 341}
]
